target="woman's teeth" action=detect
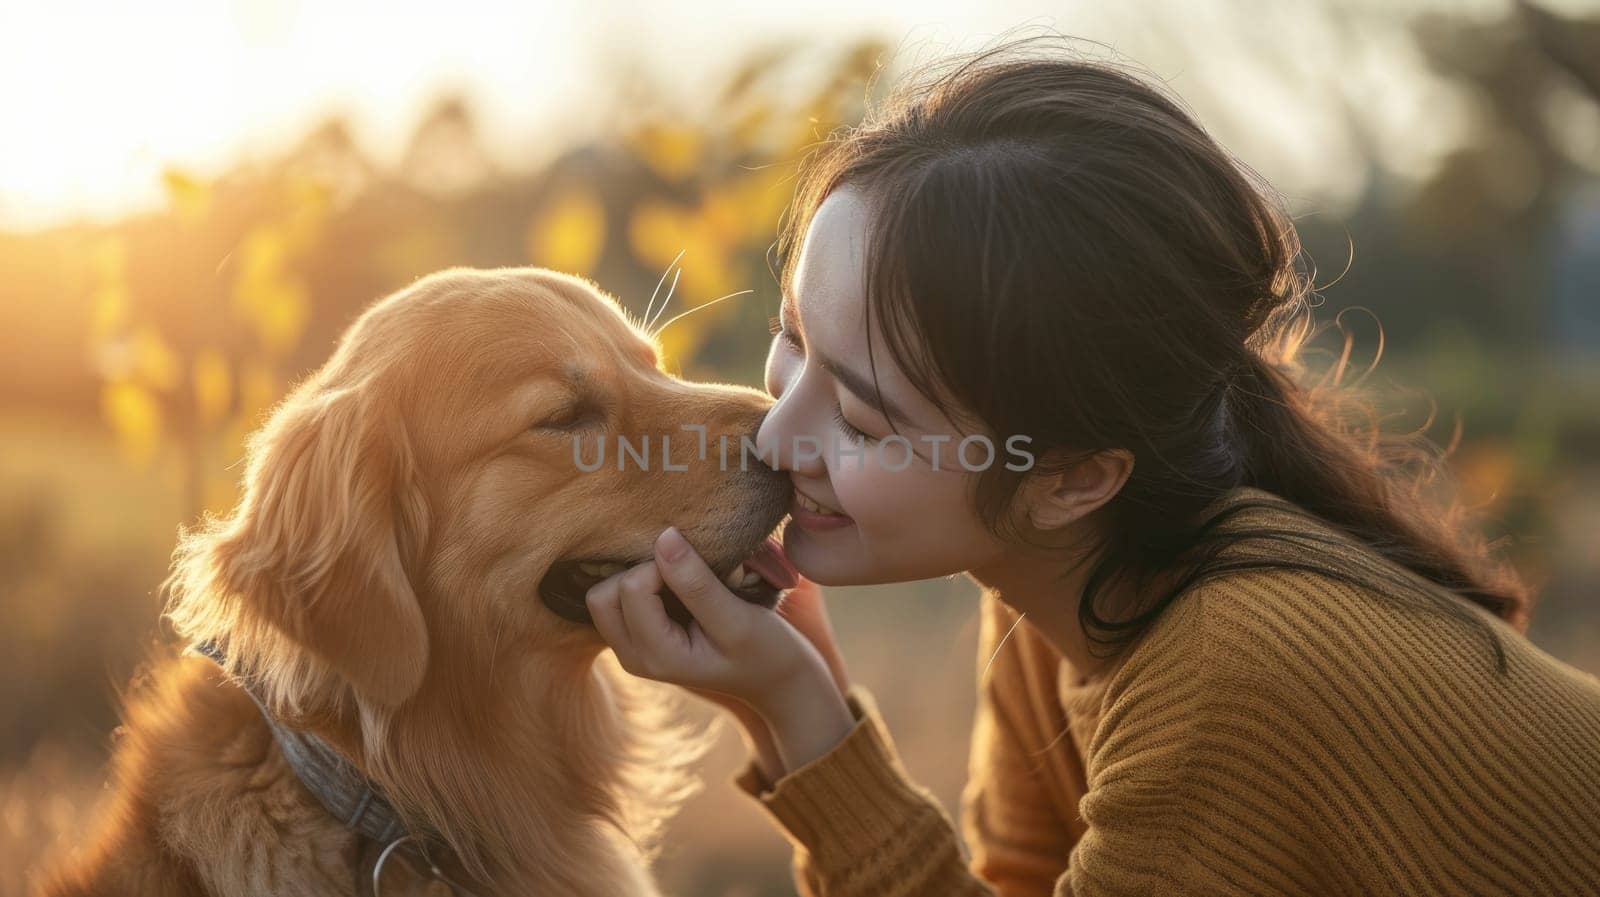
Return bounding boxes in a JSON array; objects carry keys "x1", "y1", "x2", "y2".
[{"x1": 795, "y1": 490, "x2": 845, "y2": 516}]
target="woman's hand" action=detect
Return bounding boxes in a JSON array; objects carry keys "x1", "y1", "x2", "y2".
[
  {"x1": 688, "y1": 576, "x2": 852, "y2": 785},
  {"x1": 585, "y1": 527, "x2": 856, "y2": 776}
]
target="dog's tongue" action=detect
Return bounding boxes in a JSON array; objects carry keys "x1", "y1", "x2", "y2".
[{"x1": 744, "y1": 536, "x2": 799, "y2": 590}]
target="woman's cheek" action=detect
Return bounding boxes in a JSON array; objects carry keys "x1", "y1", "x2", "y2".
[
  {"x1": 833, "y1": 457, "x2": 942, "y2": 532},
  {"x1": 835, "y1": 459, "x2": 995, "y2": 579}
]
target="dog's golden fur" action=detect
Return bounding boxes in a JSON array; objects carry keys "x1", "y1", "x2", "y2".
[{"x1": 40, "y1": 268, "x2": 789, "y2": 896}]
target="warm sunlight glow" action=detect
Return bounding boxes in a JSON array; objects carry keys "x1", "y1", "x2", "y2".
[
  {"x1": 0, "y1": 0, "x2": 1449, "y2": 230},
  {"x1": 0, "y1": 0, "x2": 592, "y2": 228},
  {"x1": 2, "y1": 0, "x2": 1565, "y2": 229}
]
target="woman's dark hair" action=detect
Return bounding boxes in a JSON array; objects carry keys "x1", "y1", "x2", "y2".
[{"x1": 775, "y1": 36, "x2": 1531, "y2": 666}]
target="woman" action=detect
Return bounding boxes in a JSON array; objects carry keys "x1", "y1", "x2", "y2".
[{"x1": 584, "y1": 39, "x2": 1600, "y2": 897}]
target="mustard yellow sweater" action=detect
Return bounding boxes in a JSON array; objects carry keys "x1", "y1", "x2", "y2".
[{"x1": 731, "y1": 488, "x2": 1600, "y2": 896}]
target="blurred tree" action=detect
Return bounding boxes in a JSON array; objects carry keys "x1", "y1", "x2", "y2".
[{"x1": 90, "y1": 171, "x2": 329, "y2": 518}]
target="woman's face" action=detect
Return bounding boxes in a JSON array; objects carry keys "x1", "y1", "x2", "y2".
[{"x1": 757, "y1": 186, "x2": 1016, "y2": 586}]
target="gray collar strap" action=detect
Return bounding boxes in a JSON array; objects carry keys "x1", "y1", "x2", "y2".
[{"x1": 192, "y1": 641, "x2": 474, "y2": 892}]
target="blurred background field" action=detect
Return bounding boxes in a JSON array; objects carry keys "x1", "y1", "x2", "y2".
[{"x1": 2, "y1": 1, "x2": 1598, "y2": 894}]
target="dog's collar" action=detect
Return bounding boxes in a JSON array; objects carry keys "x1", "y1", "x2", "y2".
[{"x1": 191, "y1": 640, "x2": 477, "y2": 894}]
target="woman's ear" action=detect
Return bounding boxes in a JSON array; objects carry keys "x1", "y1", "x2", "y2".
[
  {"x1": 211, "y1": 382, "x2": 430, "y2": 707},
  {"x1": 1021, "y1": 448, "x2": 1134, "y2": 532}
]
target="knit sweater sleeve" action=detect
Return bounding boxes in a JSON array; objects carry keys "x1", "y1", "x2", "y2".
[
  {"x1": 724, "y1": 587, "x2": 1227, "y2": 897},
  {"x1": 727, "y1": 590, "x2": 1086, "y2": 897},
  {"x1": 730, "y1": 681, "x2": 994, "y2": 897}
]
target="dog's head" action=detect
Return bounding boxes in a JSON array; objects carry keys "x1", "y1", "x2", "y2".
[{"x1": 165, "y1": 267, "x2": 791, "y2": 709}]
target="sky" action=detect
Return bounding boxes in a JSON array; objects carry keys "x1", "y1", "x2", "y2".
[{"x1": 0, "y1": 0, "x2": 1584, "y2": 231}]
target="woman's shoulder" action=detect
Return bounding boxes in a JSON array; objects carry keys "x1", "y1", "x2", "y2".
[
  {"x1": 1046, "y1": 486, "x2": 1417, "y2": 724},
  {"x1": 1070, "y1": 492, "x2": 1600, "y2": 893},
  {"x1": 1151, "y1": 484, "x2": 1481, "y2": 643},
  {"x1": 1091, "y1": 486, "x2": 1464, "y2": 715},
  {"x1": 1106, "y1": 484, "x2": 1600, "y2": 737}
]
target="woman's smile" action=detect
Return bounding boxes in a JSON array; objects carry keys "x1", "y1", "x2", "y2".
[{"x1": 790, "y1": 485, "x2": 854, "y2": 531}]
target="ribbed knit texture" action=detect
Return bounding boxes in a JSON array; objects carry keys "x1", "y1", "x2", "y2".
[{"x1": 731, "y1": 487, "x2": 1600, "y2": 896}]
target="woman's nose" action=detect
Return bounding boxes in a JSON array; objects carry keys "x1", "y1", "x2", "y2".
[{"x1": 754, "y1": 392, "x2": 828, "y2": 479}]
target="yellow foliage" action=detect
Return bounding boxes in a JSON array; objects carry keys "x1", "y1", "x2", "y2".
[
  {"x1": 254, "y1": 282, "x2": 310, "y2": 354},
  {"x1": 89, "y1": 284, "x2": 128, "y2": 342},
  {"x1": 162, "y1": 168, "x2": 211, "y2": 224},
  {"x1": 87, "y1": 237, "x2": 129, "y2": 344},
  {"x1": 221, "y1": 362, "x2": 280, "y2": 458},
  {"x1": 627, "y1": 199, "x2": 736, "y2": 300},
  {"x1": 628, "y1": 200, "x2": 690, "y2": 269},
  {"x1": 132, "y1": 327, "x2": 180, "y2": 391},
  {"x1": 656, "y1": 319, "x2": 704, "y2": 370},
  {"x1": 730, "y1": 102, "x2": 774, "y2": 153},
  {"x1": 726, "y1": 166, "x2": 795, "y2": 242},
  {"x1": 238, "y1": 227, "x2": 288, "y2": 278},
  {"x1": 237, "y1": 362, "x2": 279, "y2": 425},
  {"x1": 101, "y1": 380, "x2": 162, "y2": 468},
  {"x1": 624, "y1": 166, "x2": 789, "y2": 367},
  {"x1": 282, "y1": 176, "x2": 331, "y2": 249},
  {"x1": 193, "y1": 350, "x2": 232, "y2": 427},
  {"x1": 374, "y1": 225, "x2": 457, "y2": 284},
  {"x1": 528, "y1": 189, "x2": 606, "y2": 274},
  {"x1": 90, "y1": 238, "x2": 125, "y2": 284},
  {"x1": 699, "y1": 187, "x2": 747, "y2": 243},
  {"x1": 233, "y1": 227, "x2": 311, "y2": 354},
  {"x1": 631, "y1": 121, "x2": 704, "y2": 182}
]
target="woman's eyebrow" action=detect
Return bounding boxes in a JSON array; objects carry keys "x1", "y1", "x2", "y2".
[
  {"x1": 815, "y1": 351, "x2": 914, "y2": 425},
  {"x1": 779, "y1": 291, "x2": 804, "y2": 339},
  {"x1": 784, "y1": 289, "x2": 917, "y2": 427}
]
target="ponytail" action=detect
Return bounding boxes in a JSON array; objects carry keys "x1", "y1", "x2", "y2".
[{"x1": 1233, "y1": 328, "x2": 1527, "y2": 623}]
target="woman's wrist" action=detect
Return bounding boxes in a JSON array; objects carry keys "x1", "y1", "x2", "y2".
[
  {"x1": 755, "y1": 662, "x2": 856, "y2": 775},
  {"x1": 739, "y1": 721, "x2": 786, "y2": 787}
]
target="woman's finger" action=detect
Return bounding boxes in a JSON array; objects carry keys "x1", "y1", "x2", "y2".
[
  {"x1": 653, "y1": 526, "x2": 750, "y2": 643},
  {"x1": 585, "y1": 572, "x2": 631, "y2": 652},
  {"x1": 617, "y1": 562, "x2": 693, "y2": 674}
]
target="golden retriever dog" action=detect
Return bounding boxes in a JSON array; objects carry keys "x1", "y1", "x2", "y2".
[{"x1": 38, "y1": 268, "x2": 796, "y2": 896}]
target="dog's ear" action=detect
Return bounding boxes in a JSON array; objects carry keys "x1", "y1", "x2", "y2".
[{"x1": 211, "y1": 382, "x2": 431, "y2": 707}]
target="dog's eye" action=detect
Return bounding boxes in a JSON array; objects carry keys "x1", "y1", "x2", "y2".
[{"x1": 534, "y1": 401, "x2": 601, "y2": 432}]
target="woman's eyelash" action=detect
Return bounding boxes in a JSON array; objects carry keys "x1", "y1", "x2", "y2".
[
  {"x1": 832, "y1": 403, "x2": 870, "y2": 443},
  {"x1": 768, "y1": 311, "x2": 858, "y2": 441},
  {"x1": 768, "y1": 315, "x2": 802, "y2": 349}
]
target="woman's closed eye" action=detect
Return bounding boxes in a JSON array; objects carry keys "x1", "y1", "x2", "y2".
[
  {"x1": 770, "y1": 315, "x2": 873, "y2": 443},
  {"x1": 832, "y1": 402, "x2": 871, "y2": 444}
]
